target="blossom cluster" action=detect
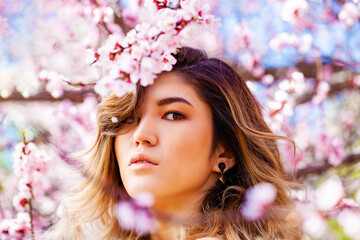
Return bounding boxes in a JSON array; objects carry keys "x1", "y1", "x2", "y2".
[
  {"x1": 0, "y1": 137, "x2": 51, "y2": 239},
  {"x1": 90, "y1": 0, "x2": 221, "y2": 98}
]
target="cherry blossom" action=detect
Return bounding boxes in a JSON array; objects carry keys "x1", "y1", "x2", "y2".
[
  {"x1": 91, "y1": 0, "x2": 221, "y2": 97},
  {"x1": 115, "y1": 193, "x2": 158, "y2": 234},
  {"x1": 301, "y1": 210, "x2": 328, "y2": 239},
  {"x1": 281, "y1": 0, "x2": 309, "y2": 24},
  {"x1": 315, "y1": 176, "x2": 344, "y2": 211},
  {"x1": 0, "y1": 16, "x2": 8, "y2": 35},
  {"x1": 241, "y1": 183, "x2": 277, "y2": 220},
  {"x1": 338, "y1": 2, "x2": 360, "y2": 27},
  {"x1": 1, "y1": 1, "x2": 360, "y2": 239},
  {"x1": 337, "y1": 208, "x2": 360, "y2": 240}
]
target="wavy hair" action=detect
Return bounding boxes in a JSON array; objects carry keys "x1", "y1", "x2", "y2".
[{"x1": 45, "y1": 47, "x2": 302, "y2": 239}]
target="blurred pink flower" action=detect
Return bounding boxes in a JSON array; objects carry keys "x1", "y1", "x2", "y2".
[
  {"x1": 241, "y1": 183, "x2": 277, "y2": 220},
  {"x1": 261, "y1": 74, "x2": 274, "y2": 86},
  {"x1": 338, "y1": 2, "x2": 359, "y2": 27},
  {"x1": 281, "y1": 0, "x2": 309, "y2": 24},
  {"x1": 302, "y1": 210, "x2": 328, "y2": 238},
  {"x1": 9, "y1": 212, "x2": 31, "y2": 239},
  {"x1": 12, "y1": 191, "x2": 31, "y2": 212},
  {"x1": 352, "y1": 75, "x2": 360, "y2": 87},
  {"x1": 0, "y1": 16, "x2": 8, "y2": 35},
  {"x1": 337, "y1": 208, "x2": 360, "y2": 240},
  {"x1": 13, "y1": 142, "x2": 50, "y2": 177},
  {"x1": 315, "y1": 133, "x2": 346, "y2": 166},
  {"x1": 312, "y1": 81, "x2": 330, "y2": 105},
  {"x1": 315, "y1": 176, "x2": 344, "y2": 211},
  {"x1": 1, "y1": 212, "x2": 31, "y2": 240},
  {"x1": 115, "y1": 198, "x2": 158, "y2": 235},
  {"x1": 269, "y1": 33, "x2": 299, "y2": 51}
]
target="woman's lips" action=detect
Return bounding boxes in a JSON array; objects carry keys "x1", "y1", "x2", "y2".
[{"x1": 129, "y1": 153, "x2": 158, "y2": 170}]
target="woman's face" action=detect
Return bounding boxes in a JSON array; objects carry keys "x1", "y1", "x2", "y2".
[{"x1": 114, "y1": 72, "x2": 219, "y2": 210}]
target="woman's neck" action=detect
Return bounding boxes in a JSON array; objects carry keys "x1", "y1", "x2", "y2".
[
  {"x1": 149, "y1": 192, "x2": 204, "y2": 240},
  {"x1": 150, "y1": 221, "x2": 185, "y2": 240}
]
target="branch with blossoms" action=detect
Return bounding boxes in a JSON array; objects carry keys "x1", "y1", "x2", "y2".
[
  {"x1": 0, "y1": 132, "x2": 51, "y2": 240},
  {"x1": 87, "y1": 0, "x2": 221, "y2": 98}
]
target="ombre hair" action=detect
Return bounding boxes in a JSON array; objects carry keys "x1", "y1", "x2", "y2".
[{"x1": 46, "y1": 47, "x2": 302, "y2": 239}]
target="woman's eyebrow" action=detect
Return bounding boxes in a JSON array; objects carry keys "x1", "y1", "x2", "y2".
[{"x1": 157, "y1": 97, "x2": 193, "y2": 107}]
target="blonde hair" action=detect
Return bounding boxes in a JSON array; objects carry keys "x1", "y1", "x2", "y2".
[{"x1": 45, "y1": 47, "x2": 302, "y2": 239}]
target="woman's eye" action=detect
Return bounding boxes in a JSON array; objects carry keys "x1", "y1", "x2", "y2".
[{"x1": 163, "y1": 112, "x2": 185, "y2": 121}]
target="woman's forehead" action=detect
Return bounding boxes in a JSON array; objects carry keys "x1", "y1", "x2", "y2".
[{"x1": 140, "y1": 72, "x2": 199, "y2": 104}]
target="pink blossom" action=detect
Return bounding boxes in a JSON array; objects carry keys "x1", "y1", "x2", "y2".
[
  {"x1": 13, "y1": 142, "x2": 49, "y2": 177},
  {"x1": 281, "y1": 0, "x2": 309, "y2": 24},
  {"x1": 338, "y1": 2, "x2": 359, "y2": 27},
  {"x1": 8, "y1": 212, "x2": 31, "y2": 239},
  {"x1": 84, "y1": 49, "x2": 100, "y2": 65},
  {"x1": 251, "y1": 65, "x2": 265, "y2": 78},
  {"x1": 337, "y1": 208, "x2": 360, "y2": 239},
  {"x1": 315, "y1": 176, "x2": 344, "y2": 211},
  {"x1": 12, "y1": 191, "x2": 31, "y2": 212},
  {"x1": 0, "y1": 218, "x2": 12, "y2": 237},
  {"x1": 269, "y1": 33, "x2": 299, "y2": 51},
  {"x1": 92, "y1": 6, "x2": 114, "y2": 24},
  {"x1": 39, "y1": 70, "x2": 66, "y2": 98},
  {"x1": 122, "y1": 8, "x2": 138, "y2": 27},
  {"x1": 315, "y1": 134, "x2": 346, "y2": 166},
  {"x1": 298, "y1": 34, "x2": 313, "y2": 53},
  {"x1": 261, "y1": 74, "x2": 274, "y2": 86},
  {"x1": 112, "y1": 80, "x2": 136, "y2": 98},
  {"x1": 161, "y1": 52, "x2": 177, "y2": 71},
  {"x1": 352, "y1": 75, "x2": 360, "y2": 87},
  {"x1": 312, "y1": 81, "x2": 330, "y2": 105},
  {"x1": 230, "y1": 23, "x2": 253, "y2": 52},
  {"x1": 92, "y1": 0, "x2": 220, "y2": 98},
  {"x1": 93, "y1": 75, "x2": 115, "y2": 97},
  {"x1": 157, "y1": 8, "x2": 179, "y2": 32},
  {"x1": 241, "y1": 183, "x2": 277, "y2": 220},
  {"x1": 302, "y1": 210, "x2": 328, "y2": 238},
  {"x1": 0, "y1": 16, "x2": 8, "y2": 35},
  {"x1": 115, "y1": 199, "x2": 158, "y2": 234}
]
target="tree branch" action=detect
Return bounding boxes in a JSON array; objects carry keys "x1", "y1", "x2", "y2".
[
  {"x1": 295, "y1": 153, "x2": 360, "y2": 178},
  {"x1": 0, "y1": 89, "x2": 96, "y2": 103},
  {"x1": 295, "y1": 78, "x2": 355, "y2": 105}
]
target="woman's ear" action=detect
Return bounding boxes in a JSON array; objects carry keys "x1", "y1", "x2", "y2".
[{"x1": 212, "y1": 144, "x2": 235, "y2": 173}]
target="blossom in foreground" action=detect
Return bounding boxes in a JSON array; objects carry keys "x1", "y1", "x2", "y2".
[
  {"x1": 241, "y1": 183, "x2": 277, "y2": 220},
  {"x1": 115, "y1": 192, "x2": 158, "y2": 234},
  {"x1": 0, "y1": 212, "x2": 31, "y2": 240},
  {"x1": 91, "y1": 0, "x2": 221, "y2": 98},
  {"x1": 1, "y1": 137, "x2": 52, "y2": 239}
]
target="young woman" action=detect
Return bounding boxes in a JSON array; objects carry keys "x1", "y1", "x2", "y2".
[{"x1": 47, "y1": 47, "x2": 301, "y2": 239}]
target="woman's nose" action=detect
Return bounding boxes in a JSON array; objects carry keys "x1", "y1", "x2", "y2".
[{"x1": 133, "y1": 116, "x2": 158, "y2": 147}]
